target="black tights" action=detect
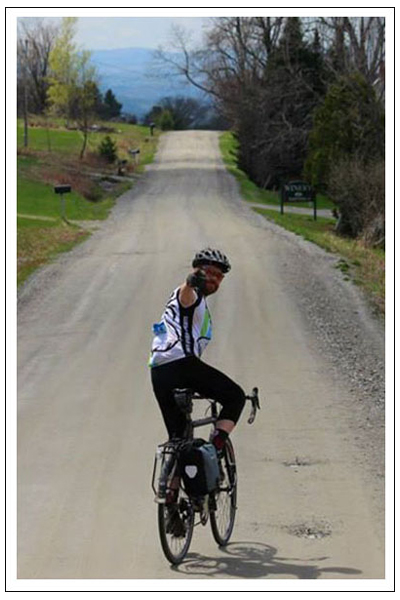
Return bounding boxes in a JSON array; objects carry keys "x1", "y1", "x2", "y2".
[{"x1": 151, "y1": 356, "x2": 246, "y2": 439}]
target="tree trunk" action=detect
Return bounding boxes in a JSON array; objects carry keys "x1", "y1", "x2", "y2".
[{"x1": 80, "y1": 129, "x2": 88, "y2": 160}]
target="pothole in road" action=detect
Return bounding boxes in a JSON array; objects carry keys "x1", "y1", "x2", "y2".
[
  {"x1": 283, "y1": 456, "x2": 314, "y2": 468},
  {"x1": 285, "y1": 521, "x2": 332, "y2": 540}
]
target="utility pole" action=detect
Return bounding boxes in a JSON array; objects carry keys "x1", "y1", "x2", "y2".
[{"x1": 23, "y1": 39, "x2": 29, "y2": 148}]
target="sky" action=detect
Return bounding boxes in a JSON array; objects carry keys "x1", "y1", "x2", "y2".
[{"x1": 17, "y1": 16, "x2": 209, "y2": 51}]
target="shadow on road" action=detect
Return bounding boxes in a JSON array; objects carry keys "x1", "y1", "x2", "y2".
[{"x1": 172, "y1": 541, "x2": 363, "y2": 579}]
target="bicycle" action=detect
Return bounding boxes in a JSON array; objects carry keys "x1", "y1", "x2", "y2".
[{"x1": 151, "y1": 387, "x2": 260, "y2": 565}]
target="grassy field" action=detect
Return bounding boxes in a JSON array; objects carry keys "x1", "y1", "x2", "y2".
[
  {"x1": 218, "y1": 131, "x2": 384, "y2": 315},
  {"x1": 17, "y1": 117, "x2": 160, "y2": 286},
  {"x1": 17, "y1": 118, "x2": 159, "y2": 170},
  {"x1": 219, "y1": 131, "x2": 334, "y2": 210}
]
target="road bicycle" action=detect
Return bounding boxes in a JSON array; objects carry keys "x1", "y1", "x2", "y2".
[{"x1": 151, "y1": 387, "x2": 260, "y2": 564}]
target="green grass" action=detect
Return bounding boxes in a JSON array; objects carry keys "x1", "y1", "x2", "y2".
[
  {"x1": 255, "y1": 208, "x2": 385, "y2": 314},
  {"x1": 219, "y1": 131, "x2": 334, "y2": 210},
  {"x1": 17, "y1": 123, "x2": 82, "y2": 154},
  {"x1": 17, "y1": 176, "x2": 115, "y2": 221}
]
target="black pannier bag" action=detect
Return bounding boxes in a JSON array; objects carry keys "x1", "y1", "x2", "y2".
[{"x1": 179, "y1": 438, "x2": 219, "y2": 497}]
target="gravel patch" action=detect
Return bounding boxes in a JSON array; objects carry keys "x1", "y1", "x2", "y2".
[{"x1": 285, "y1": 521, "x2": 333, "y2": 540}]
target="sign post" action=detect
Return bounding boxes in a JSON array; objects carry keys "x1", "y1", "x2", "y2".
[
  {"x1": 281, "y1": 181, "x2": 317, "y2": 220},
  {"x1": 54, "y1": 185, "x2": 71, "y2": 220}
]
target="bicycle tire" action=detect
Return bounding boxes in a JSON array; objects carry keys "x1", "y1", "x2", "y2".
[
  {"x1": 210, "y1": 438, "x2": 237, "y2": 546},
  {"x1": 157, "y1": 454, "x2": 195, "y2": 565},
  {"x1": 158, "y1": 489, "x2": 195, "y2": 565}
]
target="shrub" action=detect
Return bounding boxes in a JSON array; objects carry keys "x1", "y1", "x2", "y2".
[
  {"x1": 98, "y1": 135, "x2": 118, "y2": 163},
  {"x1": 327, "y1": 158, "x2": 385, "y2": 247}
]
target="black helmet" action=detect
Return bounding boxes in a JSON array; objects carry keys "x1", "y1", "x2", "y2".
[{"x1": 192, "y1": 247, "x2": 231, "y2": 273}]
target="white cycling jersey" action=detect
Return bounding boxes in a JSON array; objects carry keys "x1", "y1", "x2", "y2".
[{"x1": 149, "y1": 287, "x2": 212, "y2": 368}]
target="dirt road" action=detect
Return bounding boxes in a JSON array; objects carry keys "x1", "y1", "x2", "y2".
[{"x1": 17, "y1": 131, "x2": 384, "y2": 581}]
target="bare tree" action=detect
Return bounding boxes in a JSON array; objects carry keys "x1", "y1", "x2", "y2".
[
  {"x1": 316, "y1": 17, "x2": 385, "y2": 96},
  {"x1": 153, "y1": 17, "x2": 284, "y2": 123},
  {"x1": 17, "y1": 18, "x2": 60, "y2": 114}
]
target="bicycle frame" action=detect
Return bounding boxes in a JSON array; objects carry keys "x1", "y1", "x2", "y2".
[{"x1": 151, "y1": 388, "x2": 260, "y2": 499}]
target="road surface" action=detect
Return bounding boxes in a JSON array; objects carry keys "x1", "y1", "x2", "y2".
[{"x1": 17, "y1": 131, "x2": 384, "y2": 581}]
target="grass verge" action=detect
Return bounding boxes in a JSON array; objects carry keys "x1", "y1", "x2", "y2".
[{"x1": 254, "y1": 208, "x2": 385, "y2": 315}]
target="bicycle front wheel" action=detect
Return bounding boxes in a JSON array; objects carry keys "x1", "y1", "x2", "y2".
[
  {"x1": 210, "y1": 438, "x2": 237, "y2": 546},
  {"x1": 158, "y1": 487, "x2": 195, "y2": 565}
]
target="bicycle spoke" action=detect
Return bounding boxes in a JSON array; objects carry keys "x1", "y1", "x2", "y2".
[
  {"x1": 157, "y1": 452, "x2": 195, "y2": 566},
  {"x1": 210, "y1": 439, "x2": 237, "y2": 546}
]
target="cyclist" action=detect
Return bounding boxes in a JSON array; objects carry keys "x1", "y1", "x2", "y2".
[{"x1": 149, "y1": 248, "x2": 246, "y2": 456}]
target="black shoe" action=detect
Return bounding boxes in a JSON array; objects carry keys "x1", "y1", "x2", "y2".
[{"x1": 166, "y1": 506, "x2": 186, "y2": 538}]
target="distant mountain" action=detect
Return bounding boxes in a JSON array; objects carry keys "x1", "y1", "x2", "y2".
[{"x1": 90, "y1": 47, "x2": 206, "y2": 118}]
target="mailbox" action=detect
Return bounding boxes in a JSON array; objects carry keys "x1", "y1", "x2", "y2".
[{"x1": 54, "y1": 185, "x2": 71, "y2": 194}]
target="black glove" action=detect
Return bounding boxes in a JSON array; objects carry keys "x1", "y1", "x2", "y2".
[{"x1": 186, "y1": 269, "x2": 207, "y2": 292}]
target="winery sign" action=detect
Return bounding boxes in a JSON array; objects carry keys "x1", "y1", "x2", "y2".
[{"x1": 280, "y1": 180, "x2": 317, "y2": 220}]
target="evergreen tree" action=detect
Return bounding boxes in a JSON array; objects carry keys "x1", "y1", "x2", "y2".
[
  {"x1": 101, "y1": 89, "x2": 122, "y2": 119},
  {"x1": 99, "y1": 135, "x2": 118, "y2": 163}
]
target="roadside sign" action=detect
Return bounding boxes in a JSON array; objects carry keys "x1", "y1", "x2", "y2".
[{"x1": 281, "y1": 180, "x2": 317, "y2": 220}]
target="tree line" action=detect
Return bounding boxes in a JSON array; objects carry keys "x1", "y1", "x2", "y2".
[{"x1": 156, "y1": 17, "x2": 385, "y2": 246}]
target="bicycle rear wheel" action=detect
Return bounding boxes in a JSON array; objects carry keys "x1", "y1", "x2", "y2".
[
  {"x1": 210, "y1": 438, "x2": 237, "y2": 546},
  {"x1": 158, "y1": 486, "x2": 195, "y2": 565}
]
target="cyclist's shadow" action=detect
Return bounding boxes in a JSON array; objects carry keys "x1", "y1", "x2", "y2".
[{"x1": 172, "y1": 541, "x2": 363, "y2": 579}]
